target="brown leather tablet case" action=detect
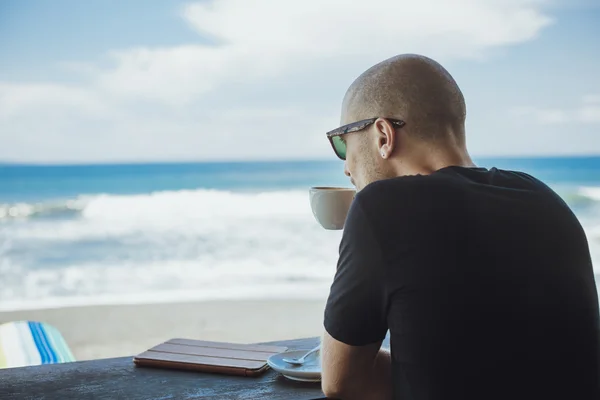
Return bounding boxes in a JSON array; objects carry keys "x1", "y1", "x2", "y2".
[{"x1": 133, "y1": 338, "x2": 288, "y2": 377}]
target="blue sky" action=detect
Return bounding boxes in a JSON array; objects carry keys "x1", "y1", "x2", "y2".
[{"x1": 0, "y1": 0, "x2": 599, "y2": 163}]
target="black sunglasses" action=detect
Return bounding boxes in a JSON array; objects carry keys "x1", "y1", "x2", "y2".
[{"x1": 325, "y1": 118, "x2": 405, "y2": 160}]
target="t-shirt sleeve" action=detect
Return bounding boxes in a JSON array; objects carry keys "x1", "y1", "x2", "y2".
[{"x1": 323, "y1": 196, "x2": 388, "y2": 346}]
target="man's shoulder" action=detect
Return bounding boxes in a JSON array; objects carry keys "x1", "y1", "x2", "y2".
[
  {"x1": 352, "y1": 175, "x2": 453, "y2": 232},
  {"x1": 353, "y1": 166, "x2": 558, "y2": 222},
  {"x1": 356, "y1": 173, "x2": 456, "y2": 209}
]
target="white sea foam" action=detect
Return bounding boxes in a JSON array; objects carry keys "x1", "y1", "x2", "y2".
[
  {"x1": 0, "y1": 259, "x2": 335, "y2": 312},
  {"x1": 4, "y1": 189, "x2": 316, "y2": 240},
  {"x1": 579, "y1": 186, "x2": 600, "y2": 202},
  {"x1": 0, "y1": 189, "x2": 343, "y2": 311}
]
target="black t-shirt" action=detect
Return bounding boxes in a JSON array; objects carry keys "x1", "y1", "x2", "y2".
[{"x1": 324, "y1": 166, "x2": 600, "y2": 400}]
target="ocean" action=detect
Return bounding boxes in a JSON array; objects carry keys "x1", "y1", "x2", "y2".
[{"x1": 1, "y1": 157, "x2": 599, "y2": 312}]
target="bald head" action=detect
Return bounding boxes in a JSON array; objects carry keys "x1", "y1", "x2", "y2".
[{"x1": 342, "y1": 54, "x2": 466, "y2": 143}]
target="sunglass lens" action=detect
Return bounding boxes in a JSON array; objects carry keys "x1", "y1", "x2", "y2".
[{"x1": 331, "y1": 136, "x2": 347, "y2": 160}]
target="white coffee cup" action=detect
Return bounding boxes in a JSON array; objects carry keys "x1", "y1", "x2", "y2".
[{"x1": 309, "y1": 187, "x2": 356, "y2": 230}]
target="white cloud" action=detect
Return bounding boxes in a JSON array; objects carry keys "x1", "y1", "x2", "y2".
[
  {"x1": 511, "y1": 106, "x2": 570, "y2": 124},
  {"x1": 0, "y1": 83, "x2": 110, "y2": 120},
  {"x1": 579, "y1": 95, "x2": 600, "y2": 122},
  {"x1": 183, "y1": 0, "x2": 552, "y2": 54},
  {"x1": 92, "y1": 0, "x2": 553, "y2": 106},
  {"x1": 580, "y1": 94, "x2": 600, "y2": 123},
  {"x1": 578, "y1": 105, "x2": 600, "y2": 123},
  {"x1": 0, "y1": 0, "x2": 557, "y2": 162},
  {"x1": 512, "y1": 95, "x2": 600, "y2": 124}
]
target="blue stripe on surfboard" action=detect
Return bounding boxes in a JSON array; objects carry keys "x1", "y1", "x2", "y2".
[
  {"x1": 35, "y1": 322, "x2": 58, "y2": 364},
  {"x1": 28, "y1": 321, "x2": 52, "y2": 364},
  {"x1": 27, "y1": 321, "x2": 47, "y2": 364}
]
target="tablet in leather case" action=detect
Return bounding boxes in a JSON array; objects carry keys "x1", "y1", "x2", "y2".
[{"x1": 133, "y1": 338, "x2": 288, "y2": 377}]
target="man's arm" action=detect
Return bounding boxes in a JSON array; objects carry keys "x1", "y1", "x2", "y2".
[
  {"x1": 321, "y1": 332, "x2": 392, "y2": 400},
  {"x1": 320, "y1": 195, "x2": 391, "y2": 399}
]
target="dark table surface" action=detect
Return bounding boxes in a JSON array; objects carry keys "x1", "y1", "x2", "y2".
[{"x1": 0, "y1": 337, "x2": 327, "y2": 400}]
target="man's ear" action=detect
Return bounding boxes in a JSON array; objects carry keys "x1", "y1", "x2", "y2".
[{"x1": 374, "y1": 118, "x2": 397, "y2": 158}]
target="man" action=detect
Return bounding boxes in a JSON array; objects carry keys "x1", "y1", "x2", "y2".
[{"x1": 320, "y1": 54, "x2": 600, "y2": 400}]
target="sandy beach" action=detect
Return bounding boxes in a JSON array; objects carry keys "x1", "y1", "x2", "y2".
[{"x1": 0, "y1": 299, "x2": 327, "y2": 361}]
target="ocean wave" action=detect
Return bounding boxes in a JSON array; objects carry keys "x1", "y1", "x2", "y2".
[
  {"x1": 0, "y1": 188, "x2": 342, "y2": 310},
  {"x1": 547, "y1": 186, "x2": 600, "y2": 210},
  {"x1": 0, "y1": 189, "x2": 311, "y2": 222},
  {"x1": 2, "y1": 189, "x2": 322, "y2": 244},
  {"x1": 3, "y1": 185, "x2": 600, "y2": 244},
  {"x1": 578, "y1": 187, "x2": 600, "y2": 202},
  {"x1": 0, "y1": 198, "x2": 88, "y2": 220},
  {"x1": 2, "y1": 185, "x2": 600, "y2": 222}
]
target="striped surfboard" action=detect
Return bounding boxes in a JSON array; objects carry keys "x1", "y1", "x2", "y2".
[{"x1": 0, "y1": 321, "x2": 75, "y2": 369}]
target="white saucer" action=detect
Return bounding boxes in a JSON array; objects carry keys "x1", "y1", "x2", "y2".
[{"x1": 267, "y1": 349, "x2": 321, "y2": 382}]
